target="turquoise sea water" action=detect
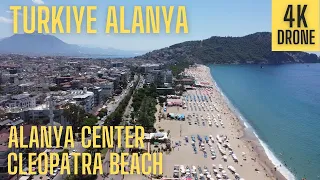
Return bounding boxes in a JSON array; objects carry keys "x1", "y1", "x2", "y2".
[{"x1": 208, "y1": 64, "x2": 320, "y2": 180}]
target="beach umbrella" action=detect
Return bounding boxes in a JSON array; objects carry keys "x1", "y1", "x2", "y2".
[
  {"x1": 207, "y1": 174, "x2": 212, "y2": 178},
  {"x1": 216, "y1": 174, "x2": 222, "y2": 178},
  {"x1": 223, "y1": 155, "x2": 227, "y2": 160},
  {"x1": 227, "y1": 165, "x2": 236, "y2": 172},
  {"x1": 212, "y1": 164, "x2": 216, "y2": 168},
  {"x1": 221, "y1": 170, "x2": 226, "y2": 174}
]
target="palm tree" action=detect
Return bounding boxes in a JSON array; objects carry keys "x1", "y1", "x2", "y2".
[{"x1": 62, "y1": 103, "x2": 85, "y2": 133}]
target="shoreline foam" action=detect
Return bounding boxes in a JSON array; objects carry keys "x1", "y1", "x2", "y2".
[{"x1": 208, "y1": 64, "x2": 295, "y2": 180}]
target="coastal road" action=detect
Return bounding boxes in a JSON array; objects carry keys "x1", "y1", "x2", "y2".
[
  {"x1": 97, "y1": 75, "x2": 144, "y2": 180},
  {"x1": 96, "y1": 76, "x2": 137, "y2": 126}
]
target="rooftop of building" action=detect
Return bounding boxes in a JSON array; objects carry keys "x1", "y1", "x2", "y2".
[
  {"x1": 141, "y1": 63, "x2": 162, "y2": 67},
  {"x1": 72, "y1": 91, "x2": 94, "y2": 99},
  {"x1": 31, "y1": 103, "x2": 49, "y2": 111},
  {"x1": 18, "y1": 82, "x2": 35, "y2": 87},
  {"x1": 11, "y1": 92, "x2": 32, "y2": 100}
]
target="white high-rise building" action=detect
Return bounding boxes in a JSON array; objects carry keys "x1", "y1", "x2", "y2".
[{"x1": 72, "y1": 88, "x2": 94, "y2": 112}]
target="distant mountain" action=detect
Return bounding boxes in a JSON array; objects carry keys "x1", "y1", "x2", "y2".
[
  {"x1": 0, "y1": 33, "x2": 143, "y2": 57},
  {"x1": 77, "y1": 45, "x2": 146, "y2": 57},
  {"x1": 137, "y1": 32, "x2": 319, "y2": 64}
]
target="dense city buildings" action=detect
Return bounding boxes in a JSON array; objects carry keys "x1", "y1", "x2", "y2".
[
  {"x1": 0, "y1": 55, "x2": 136, "y2": 180},
  {"x1": 0, "y1": 54, "x2": 177, "y2": 180}
]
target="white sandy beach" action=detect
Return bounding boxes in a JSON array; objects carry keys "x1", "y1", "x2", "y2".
[{"x1": 153, "y1": 65, "x2": 286, "y2": 180}]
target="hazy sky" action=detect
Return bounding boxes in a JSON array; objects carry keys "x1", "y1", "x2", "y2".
[{"x1": 0, "y1": 0, "x2": 271, "y2": 51}]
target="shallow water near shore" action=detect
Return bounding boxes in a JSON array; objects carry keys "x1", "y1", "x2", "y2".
[{"x1": 208, "y1": 63, "x2": 320, "y2": 180}]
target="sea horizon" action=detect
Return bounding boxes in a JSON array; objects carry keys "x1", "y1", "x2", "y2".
[{"x1": 208, "y1": 63, "x2": 320, "y2": 180}]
